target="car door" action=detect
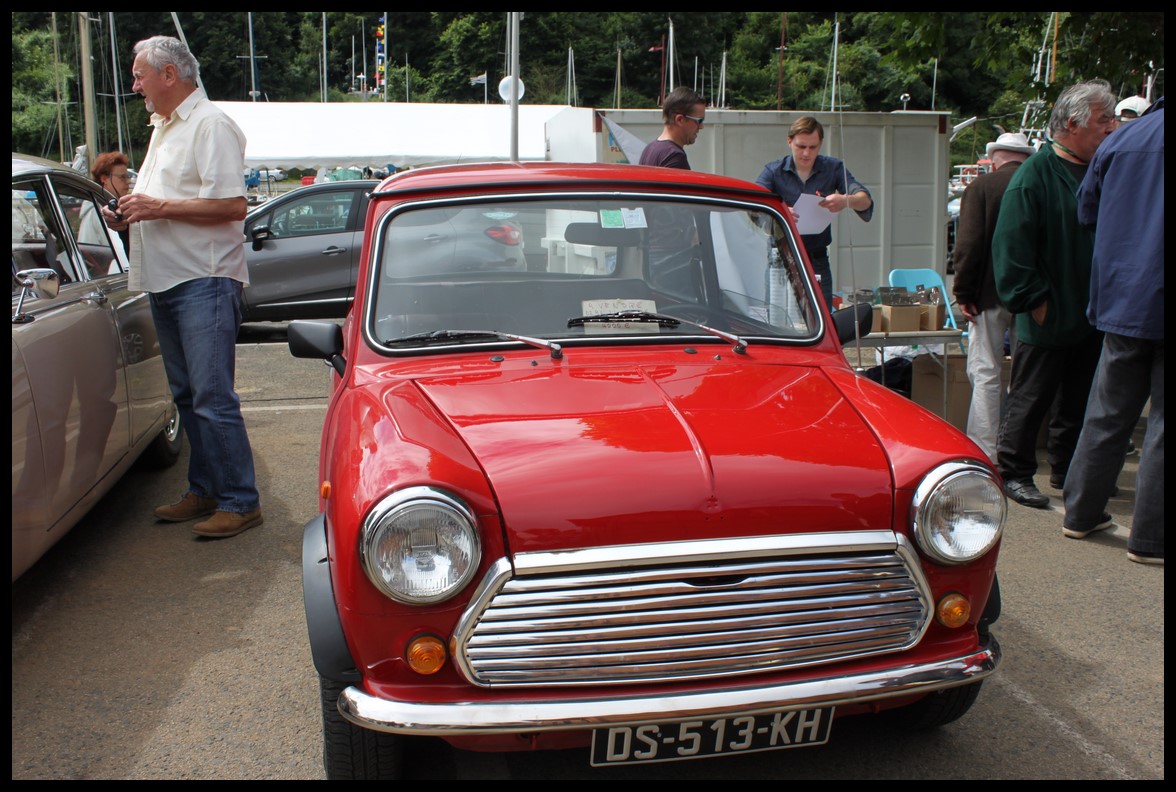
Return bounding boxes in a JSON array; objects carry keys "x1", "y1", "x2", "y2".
[
  {"x1": 53, "y1": 176, "x2": 171, "y2": 448},
  {"x1": 241, "y1": 184, "x2": 369, "y2": 320},
  {"x1": 11, "y1": 174, "x2": 130, "y2": 563}
]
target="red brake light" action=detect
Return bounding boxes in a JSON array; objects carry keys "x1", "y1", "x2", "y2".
[{"x1": 484, "y1": 224, "x2": 521, "y2": 245}]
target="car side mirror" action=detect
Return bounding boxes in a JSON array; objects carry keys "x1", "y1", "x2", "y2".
[
  {"x1": 250, "y1": 224, "x2": 272, "y2": 251},
  {"x1": 288, "y1": 320, "x2": 346, "y2": 376},
  {"x1": 832, "y1": 303, "x2": 874, "y2": 346},
  {"x1": 13, "y1": 267, "x2": 60, "y2": 323}
]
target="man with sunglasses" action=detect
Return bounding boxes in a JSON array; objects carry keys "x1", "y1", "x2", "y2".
[
  {"x1": 639, "y1": 87, "x2": 707, "y2": 170},
  {"x1": 756, "y1": 116, "x2": 873, "y2": 309}
]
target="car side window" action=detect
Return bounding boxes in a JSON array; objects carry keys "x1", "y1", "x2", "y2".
[
  {"x1": 55, "y1": 181, "x2": 126, "y2": 278},
  {"x1": 11, "y1": 180, "x2": 76, "y2": 289},
  {"x1": 269, "y1": 192, "x2": 354, "y2": 238}
]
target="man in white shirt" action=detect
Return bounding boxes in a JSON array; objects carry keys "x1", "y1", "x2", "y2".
[{"x1": 105, "y1": 35, "x2": 262, "y2": 539}]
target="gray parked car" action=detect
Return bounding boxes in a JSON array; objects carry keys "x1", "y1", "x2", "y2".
[
  {"x1": 11, "y1": 153, "x2": 181, "y2": 581},
  {"x1": 240, "y1": 179, "x2": 527, "y2": 322},
  {"x1": 241, "y1": 180, "x2": 378, "y2": 322}
]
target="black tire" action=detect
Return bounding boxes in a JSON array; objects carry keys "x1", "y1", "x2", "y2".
[
  {"x1": 141, "y1": 406, "x2": 182, "y2": 468},
  {"x1": 320, "y1": 674, "x2": 404, "y2": 780},
  {"x1": 883, "y1": 681, "x2": 984, "y2": 731}
]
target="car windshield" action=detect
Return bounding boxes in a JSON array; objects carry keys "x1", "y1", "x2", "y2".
[{"x1": 366, "y1": 195, "x2": 821, "y2": 352}]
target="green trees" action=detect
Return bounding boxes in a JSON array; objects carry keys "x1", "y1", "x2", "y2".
[{"x1": 11, "y1": 12, "x2": 1164, "y2": 170}]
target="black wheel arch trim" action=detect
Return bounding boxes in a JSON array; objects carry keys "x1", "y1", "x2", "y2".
[{"x1": 303, "y1": 513, "x2": 362, "y2": 683}]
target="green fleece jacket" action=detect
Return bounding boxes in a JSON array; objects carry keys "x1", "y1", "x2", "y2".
[{"x1": 991, "y1": 143, "x2": 1097, "y2": 348}]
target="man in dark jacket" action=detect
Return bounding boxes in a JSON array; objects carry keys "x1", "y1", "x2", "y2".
[
  {"x1": 951, "y1": 132, "x2": 1035, "y2": 462},
  {"x1": 1063, "y1": 97, "x2": 1164, "y2": 564},
  {"x1": 991, "y1": 79, "x2": 1117, "y2": 508}
]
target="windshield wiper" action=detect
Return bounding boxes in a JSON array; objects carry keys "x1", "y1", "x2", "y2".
[
  {"x1": 387, "y1": 329, "x2": 562, "y2": 359},
  {"x1": 567, "y1": 310, "x2": 748, "y2": 354},
  {"x1": 567, "y1": 310, "x2": 681, "y2": 328}
]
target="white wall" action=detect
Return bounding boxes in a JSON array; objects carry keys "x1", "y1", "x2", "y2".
[{"x1": 586, "y1": 108, "x2": 951, "y2": 298}]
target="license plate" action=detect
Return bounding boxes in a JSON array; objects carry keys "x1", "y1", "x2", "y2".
[{"x1": 589, "y1": 707, "x2": 834, "y2": 766}]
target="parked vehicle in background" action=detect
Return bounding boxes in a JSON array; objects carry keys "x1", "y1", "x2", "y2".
[
  {"x1": 240, "y1": 180, "x2": 378, "y2": 322},
  {"x1": 244, "y1": 167, "x2": 287, "y2": 184},
  {"x1": 289, "y1": 161, "x2": 1006, "y2": 779},
  {"x1": 11, "y1": 153, "x2": 181, "y2": 582},
  {"x1": 241, "y1": 179, "x2": 526, "y2": 323}
]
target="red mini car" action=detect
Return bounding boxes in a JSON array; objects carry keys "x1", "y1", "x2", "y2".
[{"x1": 289, "y1": 162, "x2": 1004, "y2": 779}]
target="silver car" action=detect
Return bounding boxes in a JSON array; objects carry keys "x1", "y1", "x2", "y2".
[{"x1": 11, "y1": 153, "x2": 181, "y2": 581}]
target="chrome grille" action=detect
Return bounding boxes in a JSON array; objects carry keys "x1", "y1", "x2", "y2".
[{"x1": 454, "y1": 534, "x2": 931, "y2": 687}]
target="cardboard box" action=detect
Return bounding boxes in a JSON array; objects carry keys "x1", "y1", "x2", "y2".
[
  {"x1": 919, "y1": 303, "x2": 946, "y2": 330},
  {"x1": 870, "y1": 306, "x2": 883, "y2": 333},
  {"x1": 911, "y1": 353, "x2": 972, "y2": 431},
  {"x1": 881, "y1": 304, "x2": 921, "y2": 333}
]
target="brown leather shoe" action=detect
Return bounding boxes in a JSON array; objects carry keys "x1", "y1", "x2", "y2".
[
  {"x1": 154, "y1": 492, "x2": 217, "y2": 522},
  {"x1": 192, "y1": 509, "x2": 264, "y2": 538}
]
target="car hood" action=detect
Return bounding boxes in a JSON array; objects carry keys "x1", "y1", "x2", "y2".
[{"x1": 410, "y1": 360, "x2": 894, "y2": 555}]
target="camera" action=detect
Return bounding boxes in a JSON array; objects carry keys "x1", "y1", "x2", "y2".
[{"x1": 107, "y1": 198, "x2": 123, "y2": 222}]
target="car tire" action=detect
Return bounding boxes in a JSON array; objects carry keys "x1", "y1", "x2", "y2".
[
  {"x1": 141, "y1": 406, "x2": 183, "y2": 468},
  {"x1": 883, "y1": 680, "x2": 983, "y2": 731},
  {"x1": 320, "y1": 674, "x2": 404, "y2": 780}
]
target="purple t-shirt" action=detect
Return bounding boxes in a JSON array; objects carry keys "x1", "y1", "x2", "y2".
[{"x1": 639, "y1": 139, "x2": 690, "y2": 170}]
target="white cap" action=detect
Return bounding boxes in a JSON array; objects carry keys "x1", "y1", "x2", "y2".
[
  {"x1": 1115, "y1": 96, "x2": 1151, "y2": 119},
  {"x1": 985, "y1": 132, "x2": 1036, "y2": 159}
]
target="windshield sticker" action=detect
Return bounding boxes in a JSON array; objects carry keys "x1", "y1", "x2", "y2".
[
  {"x1": 599, "y1": 209, "x2": 625, "y2": 228},
  {"x1": 621, "y1": 207, "x2": 647, "y2": 228}
]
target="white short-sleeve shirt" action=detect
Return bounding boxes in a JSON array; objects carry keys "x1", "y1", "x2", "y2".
[{"x1": 129, "y1": 89, "x2": 248, "y2": 293}]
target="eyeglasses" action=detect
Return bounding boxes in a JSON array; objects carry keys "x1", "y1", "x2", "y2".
[
  {"x1": 111, "y1": 172, "x2": 133, "y2": 181},
  {"x1": 682, "y1": 114, "x2": 705, "y2": 127}
]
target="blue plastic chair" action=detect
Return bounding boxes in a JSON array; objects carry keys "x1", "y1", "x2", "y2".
[{"x1": 887, "y1": 267, "x2": 965, "y2": 351}]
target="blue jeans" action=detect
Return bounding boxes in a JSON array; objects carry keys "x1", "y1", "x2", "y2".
[
  {"x1": 1063, "y1": 333, "x2": 1164, "y2": 553},
  {"x1": 150, "y1": 277, "x2": 260, "y2": 514}
]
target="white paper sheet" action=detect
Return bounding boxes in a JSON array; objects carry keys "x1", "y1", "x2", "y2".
[{"x1": 793, "y1": 193, "x2": 834, "y2": 235}]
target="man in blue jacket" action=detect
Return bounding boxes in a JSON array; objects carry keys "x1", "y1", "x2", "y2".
[
  {"x1": 991, "y1": 79, "x2": 1117, "y2": 508},
  {"x1": 756, "y1": 116, "x2": 873, "y2": 309},
  {"x1": 1063, "y1": 97, "x2": 1164, "y2": 565}
]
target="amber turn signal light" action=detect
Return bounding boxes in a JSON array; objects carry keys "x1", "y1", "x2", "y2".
[
  {"x1": 935, "y1": 593, "x2": 971, "y2": 629},
  {"x1": 406, "y1": 635, "x2": 448, "y2": 675}
]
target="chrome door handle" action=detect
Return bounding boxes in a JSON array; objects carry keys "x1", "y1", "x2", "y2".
[{"x1": 83, "y1": 290, "x2": 108, "y2": 306}]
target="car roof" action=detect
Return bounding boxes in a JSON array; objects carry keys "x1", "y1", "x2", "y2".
[
  {"x1": 12, "y1": 152, "x2": 86, "y2": 179},
  {"x1": 373, "y1": 161, "x2": 773, "y2": 200},
  {"x1": 245, "y1": 179, "x2": 381, "y2": 218}
]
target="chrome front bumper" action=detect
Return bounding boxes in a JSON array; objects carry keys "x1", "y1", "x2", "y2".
[{"x1": 338, "y1": 637, "x2": 999, "y2": 736}]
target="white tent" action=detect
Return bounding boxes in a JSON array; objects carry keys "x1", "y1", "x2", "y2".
[{"x1": 213, "y1": 101, "x2": 589, "y2": 171}]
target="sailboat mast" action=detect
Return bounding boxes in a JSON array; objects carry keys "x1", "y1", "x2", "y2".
[
  {"x1": 51, "y1": 13, "x2": 66, "y2": 164},
  {"x1": 248, "y1": 12, "x2": 258, "y2": 101},
  {"x1": 830, "y1": 20, "x2": 840, "y2": 112},
  {"x1": 109, "y1": 13, "x2": 125, "y2": 155}
]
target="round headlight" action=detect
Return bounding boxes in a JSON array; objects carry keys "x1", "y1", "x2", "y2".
[
  {"x1": 912, "y1": 463, "x2": 1006, "y2": 565},
  {"x1": 360, "y1": 487, "x2": 481, "y2": 604}
]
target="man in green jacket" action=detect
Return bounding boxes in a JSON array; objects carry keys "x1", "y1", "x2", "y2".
[{"x1": 991, "y1": 79, "x2": 1117, "y2": 508}]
